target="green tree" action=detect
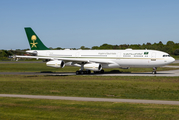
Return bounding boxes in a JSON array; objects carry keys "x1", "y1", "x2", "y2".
[
  {"x1": 80, "y1": 46, "x2": 90, "y2": 50},
  {"x1": 174, "y1": 49, "x2": 179, "y2": 55},
  {"x1": 99, "y1": 44, "x2": 113, "y2": 49},
  {"x1": 167, "y1": 41, "x2": 175, "y2": 46},
  {"x1": 92, "y1": 46, "x2": 99, "y2": 49}
]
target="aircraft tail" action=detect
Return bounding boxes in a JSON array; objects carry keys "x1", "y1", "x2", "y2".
[{"x1": 24, "y1": 27, "x2": 50, "y2": 50}]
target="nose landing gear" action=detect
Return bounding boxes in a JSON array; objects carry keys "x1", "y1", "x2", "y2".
[{"x1": 152, "y1": 67, "x2": 157, "y2": 74}]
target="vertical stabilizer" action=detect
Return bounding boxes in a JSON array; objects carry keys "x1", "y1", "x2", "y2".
[{"x1": 24, "y1": 27, "x2": 50, "y2": 50}]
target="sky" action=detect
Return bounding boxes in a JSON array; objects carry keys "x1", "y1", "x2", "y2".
[{"x1": 0, "y1": 0, "x2": 179, "y2": 50}]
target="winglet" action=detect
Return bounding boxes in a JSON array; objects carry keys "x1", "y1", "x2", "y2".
[{"x1": 24, "y1": 27, "x2": 50, "y2": 50}]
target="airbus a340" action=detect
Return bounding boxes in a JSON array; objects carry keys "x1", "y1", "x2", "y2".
[{"x1": 16, "y1": 28, "x2": 175, "y2": 75}]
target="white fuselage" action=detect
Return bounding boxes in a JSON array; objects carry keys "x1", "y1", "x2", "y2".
[{"x1": 27, "y1": 49, "x2": 175, "y2": 68}]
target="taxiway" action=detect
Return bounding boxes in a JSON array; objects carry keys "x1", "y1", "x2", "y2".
[
  {"x1": 0, "y1": 69, "x2": 179, "y2": 76},
  {"x1": 0, "y1": 94, "x2": 179, "y2": 105}
]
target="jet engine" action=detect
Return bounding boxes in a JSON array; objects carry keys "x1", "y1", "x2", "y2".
[
  {"x1": 46, "y1": 60, "x2": 65, "y2": 68},
  {"x1": 84, "y1": 63, "x2": 102, "y2": 71}
]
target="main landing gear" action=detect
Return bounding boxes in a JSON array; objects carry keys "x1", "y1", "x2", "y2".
[
  {"x1": 76, "y1": 70, "x2": 91, "y2": 75},
  {"x1": 76, "y1": 70, "x2": 105, "y2": 75},
  {"x1": 75, "y1": 63, "x2": 105, "y2": 75},
  {"x1": 152, "y1": 67, "x2": 157, "y2": 74},
  {"x1": 75, "y1": 63, "x2": 92, "y2": 75}
]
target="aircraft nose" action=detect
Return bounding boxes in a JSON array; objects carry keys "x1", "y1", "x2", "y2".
[
  {"x1": 170, "y1": 57, "x2": 175, "y2": 63},
  {"x1": 172, "y1": 57, "x2": 175, "y2": 63}
]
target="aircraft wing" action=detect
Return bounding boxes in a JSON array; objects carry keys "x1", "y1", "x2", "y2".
[
  {"x1": 15, "y1": 55, "x2": 52, "y2": 60},
  {"x1": 15, "y1": 55, "x2": 114, "y2": 64}
]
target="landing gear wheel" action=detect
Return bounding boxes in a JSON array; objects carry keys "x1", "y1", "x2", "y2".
[
  {"x1": 87, "y1": 70, "x2": 91, "y2": 74},
  {"x1": 76, "y1": 70, "x2": 91, "y2": 75},
  {"x1": 152, "y1": 71, "x2": 157, "y2": 74},
  {"x1": 101, "y1": 70, "x2": 104, "y2": 73},
  {"x1": 76, "y1": 71, "x2": 80, "y2": 75}
]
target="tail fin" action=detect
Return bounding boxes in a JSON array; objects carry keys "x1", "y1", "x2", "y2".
[{"x1": 24, "y1": 27, "x2": 50, "y2": 50}]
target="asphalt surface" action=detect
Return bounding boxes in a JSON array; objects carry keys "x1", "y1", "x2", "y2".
[
  {"x1": 174, "y1": 60, "x2": 179, "y2": 63},
  {"x1": 0, "y1": 69, "x2": 179, "y2": 76},
  {"x1": 98, "y1": 69, "x2": 179, "y2": 76},
  {"x1": 0, "y1": 94, "x2": 179, "y2": 105}
]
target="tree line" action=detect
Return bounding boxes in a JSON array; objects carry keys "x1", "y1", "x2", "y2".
[
  {"x1": 0, "y1": 41, "x2": 179, "y2": 60},
  {"x1": 79, "y1": 41, "x2": 179, "y2": 55}
]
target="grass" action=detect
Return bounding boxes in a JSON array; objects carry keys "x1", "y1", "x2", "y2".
[
  {"x1": 0, "y1": 75, "x2": 179, "y2": 101},
  {"x1": 170, "y1": 63, "x2": 179, "y2": 66},
  {"x1": 0, "y1": 97, "x2": 179, "y2": 120},
  {"x1": 0, "y1": 62, "x2": 179, "y2": 120},
  {"x1": 0, "y1": 63, "x2": 79, "y2": 72},
  {"x1": 0, "y1": 62, "x2": 178, "y2": 73}
]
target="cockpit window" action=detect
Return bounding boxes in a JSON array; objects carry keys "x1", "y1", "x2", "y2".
[{"x1": 163, "y1": 55, "x2": 171, "y2": 57}]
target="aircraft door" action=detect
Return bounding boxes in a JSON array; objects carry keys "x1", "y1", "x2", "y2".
[
  {"x1": 116, "y1": 52, "x2": 121, "y2": 65},
  {"x1": 46, "y1": 52, "x2": 50, "y2": 56},
  {"x1": 117, "y1": 52, "x2": 121, "y2": 58},
  {"x1": 75, "y1": 52, "x2": 80, "y2": 57},
  {"x1": 152, "y1": 52, "x2": 156, "y2": 58},
  {"x1": 151, "y1": 52, "x2": 156, "y2": 61}
]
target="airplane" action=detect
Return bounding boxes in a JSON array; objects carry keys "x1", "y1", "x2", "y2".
[{"x1": 15, "y1": 27, "x2": 175, "y2": 75}]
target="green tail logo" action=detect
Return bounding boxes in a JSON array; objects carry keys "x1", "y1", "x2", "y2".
[{"x1": 24, "y1": 27, "x2": 50, "y2": 50}]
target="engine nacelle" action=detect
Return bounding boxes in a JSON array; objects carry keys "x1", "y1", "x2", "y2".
[
  {"x1": 84, "y1": 63, "x2": 102, "y2": 71},
  {"x1": 46, "y1": 60, "x2": 65, "y2": 68}
]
